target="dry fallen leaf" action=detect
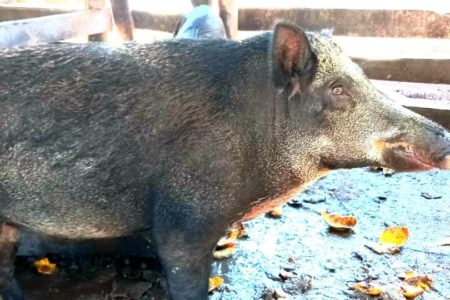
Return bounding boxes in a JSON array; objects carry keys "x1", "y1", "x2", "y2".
[
  {"x1": 399, "y1": 271, "x2": 433, "y2": 291},
  {"x1": 401, "y1": 285, "x2": 424, "y2": 298},
  {"x1": 398, "y1": 271, "x2": 416, "y2": 280},
  {"x1": 365, "y1": 226, "x2": 408, "y2": 255},
  {"x1": 216, "y1": 236, "x2": 237, "y2": 249},
  {"x1": 34, "y1": 257, "x2": 57, "y2": 275},
  {"x1": 230, "y1": 222, "x2": 247, "y2": 239},
  {"x1": 321, "y1": 211, "x2": 357, "y2": 231},
  {"x1": 379, "y1": 226, "x2": 409, "y2": 247},
  {"x1": 213, "y1": 246, "x2": 236, "y2": 260},
  {"x1": 208, "y1": 276, "x2": 224, "y2": 293},
  {"x1": 354, "y1": 282, "x2": 383, "y2": 296},
  {"x1": 214, "y1": 224, "x2": 246, "y2": 260},
  {"x1": 269, "y1": 206, "x2": 283, "y2": 218},
  {"x1": 410, "y1": 277, "x2": 433, "y2": 291}
]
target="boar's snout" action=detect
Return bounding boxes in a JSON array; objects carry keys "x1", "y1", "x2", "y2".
[{"x1": 373, "y1": 119, "x2": 450, "y2": 171}]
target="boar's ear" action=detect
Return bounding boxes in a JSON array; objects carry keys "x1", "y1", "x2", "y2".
[{"x1": 272, "y1": 22, "x2": 316, "y2": 90}]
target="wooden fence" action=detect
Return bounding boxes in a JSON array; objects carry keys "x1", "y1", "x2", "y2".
[{"x1": 0, "y1": 0, "x2": 449, "y2": 128}]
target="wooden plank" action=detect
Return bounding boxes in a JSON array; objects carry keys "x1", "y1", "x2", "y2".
[
  {"x1": 238, "y1": 8, "x2": 450, "y2": 38},
  {"x1": 374, "y1": 80, "x2": 450, "y2": 130},
  {"x1": 0, "y1": 9, "x2": 112, "y2": 48},
  {"x1": 237, "y1": 32, "x2": 450, "y2": 84},
  {"x1": 355, "y1": 58, "x2": 450, "y2": 85},
  {"x1": 86, "y1": 0, "x2": 108, "y2": 42},
  {"x1": 132, "y1": 8, "x2": 450, "y2": 38},
  {"x1": 408, "y1": 107, "x2": 450, "y2": 131},
  {"x1": 0, "y1": 5, "x2": 76, "y2": 21},
  {"x1": 219, "y1": 0, "x2": 238, "y2": 39},
  {"x1": 132, "y1": 10, "x2": 180, "y2": 33},
  {"x1": 373, "y1": 80, "x2": 450, "y2": 106},
  {"x1": 133, "y1": 9, "x2": 235, "y2": 36},
  {"x1": 133, "y1": 20, "x2": 450, "y2": 84},
  {"x1": 110, "y1": 0, "x2": 135, "y2": 41}
]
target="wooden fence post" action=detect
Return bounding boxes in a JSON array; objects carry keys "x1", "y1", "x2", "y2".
[
  {"x1": 219, "y1": 0, "x2": 237, "y2": 40},
  {"x1": 110, "y1": 0, "x2": 135, "y2": 41},
  {"x1": 86, "y1": 0, "x2": 108, "y2": 41}
]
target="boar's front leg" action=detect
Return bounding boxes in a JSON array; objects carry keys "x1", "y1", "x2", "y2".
[
  {"x1": 157, "y1": 239, "x2": 214, "y2": 300},
  {"x1": 152, "y1": 195, "x2": 225, "y2": 300},
  {"x1": 0, "y1": 223, "x2": 24, "y2": 300}
]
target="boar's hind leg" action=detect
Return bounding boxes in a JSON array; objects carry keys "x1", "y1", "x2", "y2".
[{"x1": 0, "y1": 223, "x2": 24, "y2": 300}]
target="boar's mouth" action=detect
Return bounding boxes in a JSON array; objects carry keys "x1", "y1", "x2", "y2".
[{"x1": 376, "y1": 140, "x2": 450, "y2": 171}]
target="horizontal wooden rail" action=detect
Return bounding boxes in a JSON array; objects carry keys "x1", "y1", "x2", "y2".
[
  {"x1": 374, "y1": 80, "x2": 450, "y2": 130},
  {"x1": 0, "y1": 9, "x2": 112, "y2": 48},
  {"x1": 355, "y1": 58, "x2": 450, "y2": 85},
  {"x1": 373, "y1": 80, "x2": 450, "y2": 105},
  {"x1": 1, "y1": 6, "x2": 448, "y2": 41},
  {"x1": 0, "y1": 5, "x2": 77, "y2": 21},
  {"x1": 238, "y1": 9, "x2": 450, "y2": 38},
  {"x1": 407, "y1": 106, "x2": 450, "y2": 131},
  {"x1": 132, "y1": 8, "x2": 450, "y2": 38},
  {"x1": 238, "y1": 32, "x2": 450, "y2": 84},
  {"x1": 1, "y1": 5, "x2": 449, "y2": 39},
  {"x1": 132, "y1": 10, "x2": 180, "y2": 33}
]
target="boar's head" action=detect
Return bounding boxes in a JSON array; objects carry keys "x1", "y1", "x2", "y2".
[{"x1": 271, "y1": 23, "x2": 450, "y2": 173}]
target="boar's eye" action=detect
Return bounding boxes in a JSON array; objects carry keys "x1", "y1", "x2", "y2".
[
  {"x1": 332, "y1": 86, "x2": 343, "y2": 95},
  {"x1": 326, "y1": 84, "x2": 352, "y2": 110}
]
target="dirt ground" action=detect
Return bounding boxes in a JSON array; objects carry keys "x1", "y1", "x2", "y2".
[{"x1": 16, "y1": 167, "x2": 450, "y2": 299}]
